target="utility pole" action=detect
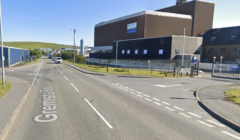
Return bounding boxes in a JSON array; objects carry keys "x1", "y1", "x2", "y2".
[
  {"x1": 0, "y1": 0, "x2": 5, "y2": 85},
  {"x1": 71, "y1": 29, "x2": 76, "y2": 63}
]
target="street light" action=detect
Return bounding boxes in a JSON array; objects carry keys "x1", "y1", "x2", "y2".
[
  {"x1": 181, "y1": 27, "x2": 191, "y2": 68},
  {"x1": 220, "y1": 56, "x2": 223, "y2": 73},
  {"x1": 0, "y1": 0, "x2": 5, "y2": 85},
  {"x1": 70, "y1": 29, "x2": 76, "y2": 63},
  {"x1": 116, "y1": 41, "x2": 119, "y2": 67},
  {"x1": 213, "y1": 56, "x2": 216, "y2": 62}
]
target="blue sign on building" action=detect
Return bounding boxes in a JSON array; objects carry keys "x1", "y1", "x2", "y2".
[{"x1": 127, "y1": 22, "x2": 137, "y2": 34}]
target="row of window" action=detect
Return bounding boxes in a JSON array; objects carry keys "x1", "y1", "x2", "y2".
[
  {"x1": 121, "y1": 49, "x2": 164, "y2": 55},
  {"x1": 207, "y1": 48, "x2": 240, "y2": 55},
  {"x1": 209, "y1": 36, "x2": 236, "y2": 41}
]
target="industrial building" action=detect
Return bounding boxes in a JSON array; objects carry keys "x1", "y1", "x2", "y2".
[
  {"x1": 0, "y1": 46, "x2": 30, "y2": 67},
  {"x1": 202, "y1": 26, "x2": 240, "y2": 62}
]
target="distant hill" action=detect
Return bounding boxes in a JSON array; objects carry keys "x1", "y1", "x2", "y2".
[{"x1": 3, "y1": 42, "x2": 80, "y2": 50}]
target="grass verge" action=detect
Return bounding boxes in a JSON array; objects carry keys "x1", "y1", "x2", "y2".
[
  {"x1": 0, "y1": 79, "x2": 12, "y2": 99},
  {"x1": 24, "y1": 59, "x2": 40, "y2": 65},
  {"x1": 225, "y1": 89, "x2": 240, "y2": 105},
  {"x1": 64, "y1": 60, "x2": 188, "y2": 78}
]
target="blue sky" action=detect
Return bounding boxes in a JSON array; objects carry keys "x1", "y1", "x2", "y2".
[{"x1": 1, "y1": 0, "x2": 240, "y2": 46}]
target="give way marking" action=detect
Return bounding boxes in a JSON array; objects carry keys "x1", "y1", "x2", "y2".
[{"x1": 153, "y1": 84, "x2": 183, "y2": 88}]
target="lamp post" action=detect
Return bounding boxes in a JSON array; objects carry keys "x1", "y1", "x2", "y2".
[
  {"x1": 0, "y1": 0, "x2": 5, "y2": 85},
  {"x1": 181, "y1": 27, "x2": 191, "y2": 68},
  {"x1": 71, "y1": 29, "x2": 76, "y2": 63},
  {"x1": 213, "y1": 56, "x2": 216, "y2": 62},
  {"x1": 116, "y1": 41, "x2": 118, "y2": 67},
  {"x1": 220, "y1": 56, "x2": 223, "y2": 73}
]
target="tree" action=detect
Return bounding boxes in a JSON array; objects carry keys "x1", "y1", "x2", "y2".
[{"x1": 30, "y1": 49, "x2": 41, "y2": 59}]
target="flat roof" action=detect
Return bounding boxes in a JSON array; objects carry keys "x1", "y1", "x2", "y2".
[
  {"x1": 95, "y1": 10, "x2": 192, "y2": 27},
  {"x1": 1, "y1": 46, "x2": 29, "y2": 51}
]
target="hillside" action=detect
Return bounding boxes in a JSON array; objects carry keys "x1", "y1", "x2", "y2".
[{"x1": 3, "y1": 42, "x2": 80, "y2": 50}]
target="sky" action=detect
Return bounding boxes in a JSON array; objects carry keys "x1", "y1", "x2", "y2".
[{"x1": 1, "y1": 0, "x2": 240, "y2": 47}]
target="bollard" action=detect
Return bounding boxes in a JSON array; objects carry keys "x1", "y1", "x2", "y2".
[
  {"x1": 107, "y1": 66, "x2": 108, "y2": 72},
  {"x1": 173, "y1": 72, "x2": 175, "y2": 77},
  {"x1": 186, "y1": 72, "x2": 188, "y2": 76},
  {"x1": 165, "y1": 72, "x2": 167, "y2": 77},
  {"x1": 181, "y1": 72, "x2": 183, "y2": 77}
]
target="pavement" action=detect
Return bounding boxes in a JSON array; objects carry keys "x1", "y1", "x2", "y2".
[{"x1": 197, "y1": 85, "x2": 240, "y2": 132}]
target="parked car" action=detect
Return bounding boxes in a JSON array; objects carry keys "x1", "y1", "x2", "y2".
[{"x1": 55, "y1": 57, "x2": 62, "y2": 64}]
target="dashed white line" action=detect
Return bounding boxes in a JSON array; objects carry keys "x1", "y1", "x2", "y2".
[
  {"x1": 154, "y1": 102, "x2": 162, "y2": 106},
  {"x1": 152, "y1": 98, "x2": 161, "y2": 101},
  {"x1": 188, "y1": 112, "x2": 202, "y2": 118},
  {"x1": 173, "y1": 106, "x2": 185, "y2": 111},
  {"x1": 85, "y1": 98, "x2": 113, "y2": 129},
  {"x1": 197, "y1": 120, "x2": 214, "y2": 128},
  {"x1": 129, "y1": 89, "x2": 134, "y2": 91},
  {"x1": 144, "y1": 98, "x2": 152, "y2": 101},
  {"x1": 136, "y1": 92, "x2": 142, "y2": 94},
  {"x1": 165, "y1": 107, "x2": 175, "y2": 111},
  {"x1": 143, "y1": 94, "x2": 150, "y2": 97},
  {"x1": 123, "y1": 89, "x2": 128, "y2": 91},
  {"x1": 137, "y1": 95, "x2": 143, "y2": 98},
  {"x1": 63, "y1": 75, "x2": 69, "y2": 80},
  {"x1": 162, "y1": 102, "x2": 170, "y2": 105},
  {"x1": 130, "y1": 92, "x2": 136, "y2": 94},
  {"x1": 179, "y1": 113, "x2": 192, "y2": 118},
  {"x1": 118, "y1": 87, "x2": 123, "y2": 89},
  {"x1": 221, "y1": 131, "x2": 240, "y2": 140},
  {"x1": 206, "y1": 120, "x2": 225, "y2": 127},
  {"x1": 70, "y1": 83, "x2": 79, "y2": 92}
]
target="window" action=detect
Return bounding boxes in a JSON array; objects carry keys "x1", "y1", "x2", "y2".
[
  {"x1": 207, "y1": 48, "x2": 214, "y2": 54},
  {"x1": 219, "y1": 48, "x2": 226, "y2": 55},
  {"x1": 210, "y1": 37, "x2": 215, "y2": 41},
  {"x1": 230, "y1": 36, "x2": 236, "y2": 40},
  {"x1": 175, "y1": 49, "x2": 179, "y2": 55},
  {"x1": 233, "y1": 48, "x2": 240, "y2": 54},
  {"x1": 159, "y1": 49, "x2": 163, "y2": 55},
  {"x1": 195, "y1": 50, "x2": 200, "y2": 54},
  {"x1": 122, "y1": 50, "x2": 125, "y2": 54},
  {"x1": 143, "y1": 49, "x2": 147, "y2": 54},
  {"x1": 135, "y1": 49, "x2": 138, "y2": 54},
  {"x1": 127, "y1": 50, "x2": 130, "y2": 54}
]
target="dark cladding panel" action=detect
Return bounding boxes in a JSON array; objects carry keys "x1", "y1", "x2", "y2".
[
  {"x1": 144, "y1": 15, "x2": 192, "y2": 38},
  {"x1": 94, "y1": 15, "x2": 145, "y2": 46}
]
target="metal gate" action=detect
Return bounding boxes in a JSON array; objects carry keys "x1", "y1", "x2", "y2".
[{"x1": 212, "y1": 62, "x2": 240, "y2": 80}]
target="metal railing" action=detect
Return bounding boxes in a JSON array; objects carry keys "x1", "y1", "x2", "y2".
[{"x1": 212, "y1": 62, "x2": 240, "y2": 79}]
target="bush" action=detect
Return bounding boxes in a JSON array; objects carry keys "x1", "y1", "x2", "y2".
[
  {"x1": 113, "y1": 69, "x2": 128, "y2": 72},
  {"x1": 61, "y1": 51, "x2": 86, "y2": 64},
  {"x1": 30, "y1": 49, "x2": 41, "y2": 59}
]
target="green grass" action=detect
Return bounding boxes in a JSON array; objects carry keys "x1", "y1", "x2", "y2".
[
  {"x1": 0, "y1": 79, "x2": 12, "y2": 99},
  {"x1": 3, "y1": 41, "x2": 79, "y2": 50},
  {"x1": 225, "y1": 89, "x2": 240, "y2": 105},
  {"x1": 24, "y1": 58, "x2": 40, "y2": 65},
  {"x1": 64, "y1": 60, "x2": 188, "y2": 78}
]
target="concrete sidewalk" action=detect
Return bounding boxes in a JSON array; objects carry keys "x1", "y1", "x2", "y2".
[
  {"x1": 0, "y1": 76, "x2": 31, "y2": 139},
  {"x1": 197, "y1": 85, "x2": 240, "y2": 132}
]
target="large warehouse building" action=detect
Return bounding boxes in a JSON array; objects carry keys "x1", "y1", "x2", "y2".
[
  {"x1": 90, "y1": 0, "x2": 215, "y2": 60},
  {"x1": 0, "y1": 46, "x2": 29, "y2": 67}
]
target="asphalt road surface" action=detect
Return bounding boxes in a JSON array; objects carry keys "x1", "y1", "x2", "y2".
[{"x1": 1, "y1": 57, "x2": 240, "y2": 140}]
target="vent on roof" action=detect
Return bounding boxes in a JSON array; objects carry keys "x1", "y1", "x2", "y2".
[
  {"x1": 210, "y1": 37, "x2": 216, "y2": 41},
  {"x1": 230, "y1": 36, "x2": 236, "y2": 40},
  {"x1": 212, "y1": 29, "x2": 221, "y2": 34}
]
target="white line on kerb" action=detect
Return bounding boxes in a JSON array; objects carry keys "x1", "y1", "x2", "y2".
[
  {"x1": 173, "y1": 106, "x2": 185, "y2": 111},
  {"x1": 32, "y1": 63, "x2": 42, "y2": 85},
  {"x1": 197, "y1": 120, "x2": 214, "y2": 128},
  {"x1": 165, "y1": 107, "x2": 175, "y2": 111},
  {"x1": 144, "y1": 98, "x2": 152, "y2": 101},
  {"x1": 70, "y1": 83, "x2": 79, "y2": 92},
  {"x1": 154, "y1": 102, "x2": 162, "y2": 106},
  {"x1": 188, "y1": 112, "x2": 202, "y2": 118},
  {"x1": 84, "y1": 98, "x2": 113, "y2": 129},
  {"x1": 64, "y1": 75, "x2": 69, "y2": 80},
  {"x1": 162, "y1": 102, "x2": 170, "y2": 105},
  {"x1": 221, "y1": 131, "x2": 240, "y2": 140},
  {"x1": 206, "y1": 120, "x2": 225, "y2": 127},
  {"x1": 152, "y1": 98, "x2": 161, "y2": 101},
  {"x1": 179, "y1": 113, "x2": 192, "y2": 118}
]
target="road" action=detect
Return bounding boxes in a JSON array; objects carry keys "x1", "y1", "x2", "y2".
[{"x1": 1, "y1": 57, "x2": 240, "y2": 140}]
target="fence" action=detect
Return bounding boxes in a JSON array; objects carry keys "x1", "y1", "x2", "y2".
[{"x1": 212, "y1": 62, "x2": 240, "y2": 80}]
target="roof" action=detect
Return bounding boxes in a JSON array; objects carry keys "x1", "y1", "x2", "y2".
[
  {"x1": 1, "y1": 46, "x2": 29, "y2": 51},
  {"x1": 95, "y1": 10, "x2": 192, "y2": 27},
  {"x1": 202, "y1": 26, "x2": 240, "y2": 46}
]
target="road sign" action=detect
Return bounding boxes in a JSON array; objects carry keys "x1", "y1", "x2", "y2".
[{"x1": 190, "y1": 63, "x2": 195, "y2": 67}]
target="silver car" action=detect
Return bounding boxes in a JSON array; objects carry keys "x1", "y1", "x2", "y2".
[{"x1": 55, "y1": 57, "x2": 62, "y2": 64}]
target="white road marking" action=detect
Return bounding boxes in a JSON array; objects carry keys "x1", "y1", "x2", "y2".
[
  {"x1": 70, "y1": 83, "x2": 79, "y2": 92},
  {"x1": 206, "y1": 120, "x2": 225, "y2": 127},
  {"x1": 137, "y1": 95, "x2": 143, "y2": 98},
  {"x1": 84, "y1": 98, "x2": 113, "y2": 129},
  {"x1": 144, "y1": 98, "x2": 152, "y2": 101},
  {"x1": 153, "y1": 84, "x2": 183, "y2": 88},
  {"x1": 130, "y1": 92, "x2": 136, "y2": 94},
  {"x1": 152, "y1": 98, "x2": 161, "y2": 101},
  {"x1": 165, "y1": 107, "x2": 175, "y2": 111},
  {"x1": 197, "y1": 120, "x2": 214, "y2": 128},
  {"x1": 143, "y1": 94, "x2": 150, "y2": 97},
  {"x1": 162, "y1": 102, "x2": 170, "y2": 105},
  {"x1": 221, "y1": 131, "x2": 240, "y2": 140},
  {"x1": 118, "y1": 87, "x2": 123, "y2": 89},
  {"x1": 63, "y1": 75, "x2": 68, "y2": 80},
  {"x1": 136, "y1": 92, "x2": 142, "y2": 94},
  {"x1": 59, "y1": 71, "x2": 63, "y2": 74},
  {"x1": 124, "y1": 87, "x2": 129, "y2": 89},
  {"x1": 32, "y1": 63, "x2": 42, "y2": 85},
  {"x1": 129, "y1": 89, "x2": 134, "y2": 91},
  {"x1": 179, "y1": 113, "x2": 192, "y2": 118},
  {"x1": 34, "y1": 64, "x2": 40, "y2": 72},
  {"x1": 188, "y1": 112, "x2": 202, "y2": 118},
  {"x1": 154, "y1": 102, "x2": 162, "y2": 106},
  {"x1": 173, "y1": 106, "x2": 185, "y2": 111},
  {"x1": 123, "y1": 89, "x2": 128, "y2": 91}
]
